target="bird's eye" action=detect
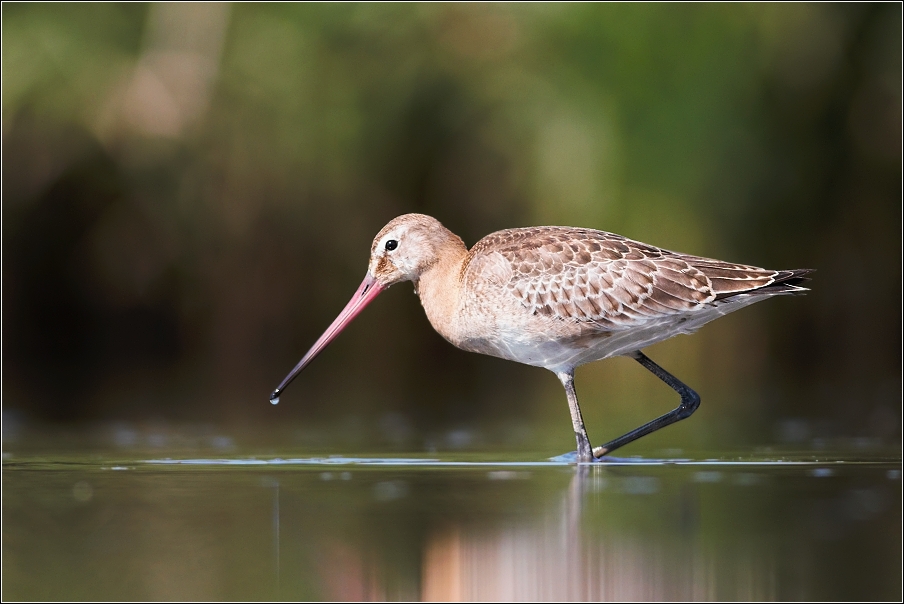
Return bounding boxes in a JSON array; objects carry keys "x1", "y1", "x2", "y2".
[{"x1": 385, "y1": 239, "x2": 398, "y2": 251}]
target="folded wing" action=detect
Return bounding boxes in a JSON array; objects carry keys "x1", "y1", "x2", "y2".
[{"x1": 467, "y1": 227, "x2": 809, "y2": 329}]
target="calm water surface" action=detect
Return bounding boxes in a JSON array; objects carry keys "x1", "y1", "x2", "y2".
[{"x1": 3, "y1": 453, "x2": 901, "y2": 601}]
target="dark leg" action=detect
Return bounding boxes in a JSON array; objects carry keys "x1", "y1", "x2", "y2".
[
  {"x1": 592, "y1": 351, "x2": 701, "y2": 458},
  {"x1": 555, "y1": 370, "x2": 594, "y2": 462}
]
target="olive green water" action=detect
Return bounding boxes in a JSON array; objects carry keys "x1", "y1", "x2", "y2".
[{"x1": 3, "y1": 451, "x2": 900, "y2": 601}]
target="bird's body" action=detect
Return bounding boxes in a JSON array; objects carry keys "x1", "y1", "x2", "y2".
[
  {"x1": 411, "y1": 221, "x2": 807, "y2": 373},
  {"x1": 272, "y1": 213, "x2": 811, "y2": 462}
]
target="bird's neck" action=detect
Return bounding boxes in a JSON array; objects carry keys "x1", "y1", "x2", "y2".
[{"x1": 416, "y1": 238, "x2": 469, "y2": 343}]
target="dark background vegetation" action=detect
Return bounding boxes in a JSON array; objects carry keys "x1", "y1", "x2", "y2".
[{"x1": 2, "y1": 3, "x2": 900, "y2": 453}]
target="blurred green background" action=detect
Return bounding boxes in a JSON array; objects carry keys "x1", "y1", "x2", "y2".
[{"x1": 2, "y1": 3, "x2": 900, "y2": 454}]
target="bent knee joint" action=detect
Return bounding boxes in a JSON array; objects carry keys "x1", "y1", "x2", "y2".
[{"x1": 677, "y1": 390, "x2": 701, "y2": 418}]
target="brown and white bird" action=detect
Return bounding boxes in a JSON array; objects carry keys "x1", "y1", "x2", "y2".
[{"x1": 271, "y1": 214, "x2": 811, "y2": 462}]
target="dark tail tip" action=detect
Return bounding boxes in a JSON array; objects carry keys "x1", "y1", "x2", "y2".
[{"x1": 774, "y1": 268, "x2": 815, "y2": 287}]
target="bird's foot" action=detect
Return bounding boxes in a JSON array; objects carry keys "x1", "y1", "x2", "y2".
[
  {"x1": 554, "y1": 432, "x2": 610, "y2": 464},
  {"x1": 549, "y1": 449, "x2": 612, "y2": 464},
  {"x1": 550, "y1": 450, "x2": 649, "y2": 464}
]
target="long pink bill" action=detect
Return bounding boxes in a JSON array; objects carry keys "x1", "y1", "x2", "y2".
[{"x1": 270, "y1": 272, "x2": 385, "y2": 404}]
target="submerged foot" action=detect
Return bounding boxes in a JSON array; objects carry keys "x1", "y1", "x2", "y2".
[
  {"x1": 550, "y1": 450, "x2": 614, "y2": 464},
  {"x1": 549, "y1": 450, "x2": 650, "y2": 464}
]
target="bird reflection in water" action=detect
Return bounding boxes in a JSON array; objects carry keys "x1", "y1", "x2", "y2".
[{"x1": 296, "y1": 466, "x2": 780, "y2": 601}]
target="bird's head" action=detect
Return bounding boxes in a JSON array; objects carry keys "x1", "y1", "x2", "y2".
[{"x1": 368, "y1": 213, "x2": 460, "y2": 288}]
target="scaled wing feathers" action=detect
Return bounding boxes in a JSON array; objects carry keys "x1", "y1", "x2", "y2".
[{"x1": 467, "y1": 227, "x2": 790, "y2": 328}]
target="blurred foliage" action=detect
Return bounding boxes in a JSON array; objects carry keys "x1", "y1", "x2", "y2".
[{"x1": 2, "y1": 4, "x2": 900, "y2": 451}]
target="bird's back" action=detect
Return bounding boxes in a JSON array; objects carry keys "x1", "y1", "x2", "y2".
[{"x1": 455, "y1": 226, "x2": 810, "y2": 371}]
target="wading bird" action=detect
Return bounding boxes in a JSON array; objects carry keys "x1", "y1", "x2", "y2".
[{"x1": 271, "y1": 214, "x2": 810, "y2": 462}]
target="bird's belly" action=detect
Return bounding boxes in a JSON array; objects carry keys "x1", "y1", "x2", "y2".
[
  {"x1": 452, "y1": 301, "x2": 746, "y2": 373},
  {"x1": 452, "y1": 307, "x2": 623, "y2": 372},
  {"x1": 456, "y1": 330, "x2": 612, "y2": 371}
]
